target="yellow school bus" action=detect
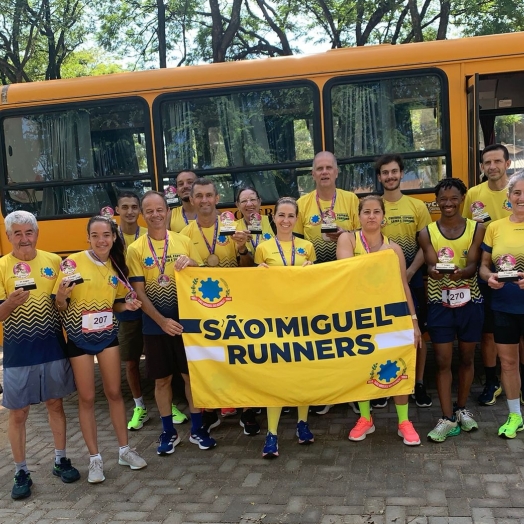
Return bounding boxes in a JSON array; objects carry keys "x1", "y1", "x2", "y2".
[{"x1": 1, "y1": 32, "x2": 524, "y2": 255}]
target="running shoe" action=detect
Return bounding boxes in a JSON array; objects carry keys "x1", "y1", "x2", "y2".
[
  {"x1": 128, "y1": 407, "x2": 149, "y2": 430},
  {"x1": 478, "y1": 382, "x2": 502, "y2": 406},
  {"x1": 202, "y1": 410, "x2": 221, "y2": 433},
  {"x1": 412, "y1": 383, "x2": 432, "y2": 407},
  {"x1": 189, "y1": 428, "x2": 217, "y2": 449},
  {"x1": 157, "y1": 431, "x2": 180, "y2": 455},
  {"x1": 52, "y1": 458, "x2": 80, "y2": 483},
  {"x1": 11, "y1": 470, "x2": 32, "y2": 500},
  {"x1": 282, "y1": 407, "x2": 291, "y2": 413},
  {"x1": 498, "y1": 413, "x2": 524, "y2": 439},
  {"x1": 296, "y1": 421, "x2": 314, "y2": 444},
  {"x1": 87, "y1": 457, "x2": 105, "y2": 484},
  {"x1": 454, "y1": 406, "x2": 479, "y2": 432},
  {"x1": 371, "y1": 397, "x2": 388, "y2": 409},
  {"x1": 171, "y1": 405, "x2": 188, "y2": 424},
  {"x1": 262, "y1": 432, "x2": 279, "y2": 458},
  {"x1": 310, "y1": 405, "x2": 334, "y2": 415},
  {"x1": 240, "y1": 409, "x2": 261, "y2": 436},
  {"x1": 348, "y1": 417, "x2": 375, "y2": 441},
  {"x1": 351, "y1": 402, "x2": 373, "y2": 415},
  {"x1": 221, "y1": 408, "x2": 237, "y2": 417},
  {"x1": 427, "y1": 418, "x2": 460, "y2": 442},
  {"x1": 398, "y1": 420, "x2": 421, "y2": 446},
  {"x1": 118, "y1": 448, "x2": 147, "y2": 469}
]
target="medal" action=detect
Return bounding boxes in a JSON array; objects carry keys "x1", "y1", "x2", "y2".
[
  {"x1": 207, "y1": 254, "x2": 220, "y2": 267},
  {"x1": 157, "y1": 274, "x2": 170, "y2": 287},
  {"x1": 125, "y1": 291, "x2": 137, "y2": 303},
  {"x1": 197, "y1": 219, "x2": 219, "y2": 267}
]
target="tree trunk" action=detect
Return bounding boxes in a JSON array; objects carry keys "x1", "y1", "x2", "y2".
[{"x1": 157, "y1": 0, "x2": 167, "y2": 68}]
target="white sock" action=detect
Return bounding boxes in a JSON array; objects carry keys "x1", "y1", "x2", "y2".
[
  {"x1": 89, "y1": 453, "x2": 102, "y2": 463},
  {"x1": 134, "y1": 397, "x2": 145, "y2": 409},
  {"x1": 55, "y1": 449, "x2": 66, "y2": 464},
  {"x1": 119, "y1": 445, "x2": 130, "y2": 456},
  {"x1": 507, "y1": 398, "x2": 521, "y2": 415}
]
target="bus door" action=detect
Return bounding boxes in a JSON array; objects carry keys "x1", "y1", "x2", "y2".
[{"x1": 467, "y1": 74, "x2": 480, "y2": 187}]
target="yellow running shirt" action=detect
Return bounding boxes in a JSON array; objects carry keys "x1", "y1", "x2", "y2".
[
  {"x1": 180, "y1": 220, "x2": 239, "y2": 267},
  {"x1": 382, "y1": 195, "x2": 432, "y2": 287},
  {"x1": 254, "y1": 236, "x2": 316, "y2": 266},
  {"x1": 127, "y1": 231, "x2": 203, "y2": 335},
  {"x1": 119, "y1": 226, "x2": 147, "y2": 249},
  {"x1": 52, "y1": 251, "x2": 128, "y2": 353},
  {"x1": 462, "y1": 182, "x2": 512, "y2": 224},
  {"x1": 353, "y1": 232, "x2": 390, "y2": 257},
  {"x1": 426, "y1": 220, "x2": 482, "y2": 305},
  {"x1": 0, "y1": 250, "x2": 66, "y2": 368},
  {"x1": 295, "y1": 189, "x2": 359, "y2": 263},
  {"x1": 170, "y1": 206, "x2": 195, "y2": 233},
  {"x1": 482, "y1": 216, "x2": 524, "y2": 314},
  {"x1": 236, "y1": 215, "x2": 274, "y2": 255}
]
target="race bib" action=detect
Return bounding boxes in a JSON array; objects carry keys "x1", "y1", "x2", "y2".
[
  {"x1": 82, "y1": 309, "x2": 113, "y2": 333},
  {"x1": 442, "y1": 287, "x2": 470, "y2": 308}
]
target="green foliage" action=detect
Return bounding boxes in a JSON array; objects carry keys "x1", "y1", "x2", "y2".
[{"x1": 60, "y1": 49, "x2": 126, "y2": 78}]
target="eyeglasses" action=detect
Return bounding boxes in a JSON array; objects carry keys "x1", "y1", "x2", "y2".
[{"x1": 239, "y1": 198, "x2": 259, "y2": 205}]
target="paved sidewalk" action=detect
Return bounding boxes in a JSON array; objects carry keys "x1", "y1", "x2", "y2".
[{"x1": 1, "y1": 351, "x2": 524, "y2": 524}]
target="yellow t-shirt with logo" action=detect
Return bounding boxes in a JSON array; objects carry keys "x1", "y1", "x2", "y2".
[
  {"x1": 0, "y1": 250, "x2": 66, "y2": 368},
  {"x1": 180, "y1": 220, "x2": 239, "y2": 267},
  {"x1": 169, "y1": 207, "x2": 195, "y2": 233},
  {"x1": 295, "y1": 189, "x2": 359, "y2": 263},
  {"x1": 353, "y1": 232, "x2": 390, "y2": 256},
  {"x1": 236, "y1": 215, "x2": 274, "y2": 255},
  {"x1": 482, "y1": 216, "x2": 524, "y2": 314},
  {"x1": 254, "y1": 236, "x2": 316, "y2": 266},
  {"x1": 426, "y1": 220, "x2": 482, "y2": 305},
  {"x1": 462, "y1": 182, "x2": 512, "y2": 224},
  {"x1": 382, "y1": 195, "x2": 432, "y2": 287},
  {"x1": 52, "y1": 251, "x2": 128, "y2": 353},
  {"x1": 127, "y1": 231, "x2": 203, "y2": 335}
]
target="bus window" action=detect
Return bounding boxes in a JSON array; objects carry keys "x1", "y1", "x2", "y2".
[
  {"x1": 157, "y1": 82, "x2": 319, "y2": 206},
  {"x1": 325, "y1": 70, "x2": 448, "y2": 193},
  {"x1": 1, "y1": 100, "x2": 152, "y2": 217}
]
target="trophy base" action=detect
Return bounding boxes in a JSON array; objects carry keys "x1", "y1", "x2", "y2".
[
  {"x1": 248, "y1": 229, "x2": 263, "y2": 235},
  {"x1": 220, "y1": 229, "x2": 236, "y2": 236},
  {"x1": 498, "y1": 271, "x2": 519, "y2": 282},
  {"x1": 15, "y1": 280, "x2": 37, "y2": 291},
  {"x1": 321, "y1": 226, "x2": 338, "y2": 233},
  {"x1": 436, "y1": 264, "x2": 455, "y2": 274}
]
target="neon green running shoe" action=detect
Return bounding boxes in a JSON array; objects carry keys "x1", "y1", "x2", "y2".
[
  {"x1": 498, "y1": 413, "x2": 524, "y2": 439},
  {"x1": 427, "y1": 418, "x2": 460, "y2": 442},
  {"x1": 127, "y1": 407, "x2": 149, "y2": 430},
  {"x1": 172, "y1": 405, "x2": 188, "y2": 424}
]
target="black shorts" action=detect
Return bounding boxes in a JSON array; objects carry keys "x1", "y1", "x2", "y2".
[
  {"x1": 143, "y1": 334, "x2": 188, "y2": 379},
  {"x1": 65, "y1": 337, "x2": 120, "y2": 358},
  {"x1": 493, "y1": 310, "x2": 524, "y2": 345},
  {"x1": 409, "y1": 285, "x2": 428, "y2": 334},
  {"x1": 478, "y1": 282, "x2": 494, "y2": 334}
]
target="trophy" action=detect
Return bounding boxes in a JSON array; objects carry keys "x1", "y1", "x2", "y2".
[
  {"x1": 13, "y1": 263, "x2": 36, "y2": 290},
  {"x1": 60, "y1": 259, "x2": 84, "y2": 286},
  {"x1": 247, "y1": 212, "x2": 262, "y2": 235},
  {"x1": 435, "y1": 247, "x2": 456, "y2": 274},
  {"x1": 164, "y1": 185, "x2": 180, "y2": 208},
  {"x1": 471, "y1": 201, "x2": 491, "y2": 223},
  {"x1": 219, "y1": 211, "x2": 237, "y2": 236},
  {"x1": 100, "y1": 206, "x2": 115, "y2": 221},
  {"x1": 497, "y1": 254, "x2": 519, "y2": 282}
]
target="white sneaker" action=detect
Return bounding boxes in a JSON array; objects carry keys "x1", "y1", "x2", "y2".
[
  {"x1": 88, "y1": 457, "x2": 105, "y2": 483},
  {"x1": 118, "y1": 448, "x2": 147, "y2": 470}
]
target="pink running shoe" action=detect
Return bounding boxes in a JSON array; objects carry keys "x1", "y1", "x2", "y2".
[
  {"x1": 348, "y1": 417, "x2": 375, "y2": 441},
  {"x1": 398, "y1": 420, "x2": 421, "y2": 446},
  {"x1": 221, "y1": 408, "x2": 237, "y2": 417}
]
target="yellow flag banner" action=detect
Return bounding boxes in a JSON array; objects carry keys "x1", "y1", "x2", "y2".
[{"x1": 176, "y1": 249, "x2": 416, "y2": 408}]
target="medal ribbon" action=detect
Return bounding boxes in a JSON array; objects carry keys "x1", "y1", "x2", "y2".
[
  {"x1": 244, "y1": 218, "x2": 260, "y2": 250},
  {"x1": 182, "y1": 208, "x2": 189, "y2": 226},
  {"x1": 315, "y1": 190, "x2": 337, "y2": 220},
  {"x1": 146, "y1": 233, "x2": 169, "y2": 276},
  {"x1": 197, "y1": 218, "x2": 218, "y2": 256},
  {"x1": 359, "y1": 230, "x2": 382, "y2": 254},
  {"x1": 119, "y1": 226, "x2": 140, "y2": 244},
  {"x1": 274, "y1": 236, "x2": 295, "y2": 266},
  {"x1": 90, "y1": 250, "x2": 133, "y2": 294}
]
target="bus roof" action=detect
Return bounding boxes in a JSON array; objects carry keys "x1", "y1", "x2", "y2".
[{"x1": 2, "y1": 32, "x2": 524, "y2": 106}]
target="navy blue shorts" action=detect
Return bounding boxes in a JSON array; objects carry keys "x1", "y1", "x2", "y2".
[{"x1": 427, "y1": 302, "x2": 484, "y2": 344}]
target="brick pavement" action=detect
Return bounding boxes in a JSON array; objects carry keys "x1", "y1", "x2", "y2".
[{"x1": 1, "y1": 350, "x2": 524, "y2": 524}]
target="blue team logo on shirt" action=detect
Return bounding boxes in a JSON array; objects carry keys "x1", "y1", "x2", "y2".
[
  {"x1": 503, "y1": 199, "x2": 512, "y2": 211},
  {"x1": 263, "y1": 232, "x2": 272, "y2": 240},
  {"x1": 217, "y1": 234, "x2": 229, "y2": 246},
  {"x1": 295, "y1": 247, "x2": 306, "y2": 256},
  {"x1": 108, "y1": 275, "x2": 118, "y2": 288},
  {"x1": 40, "y1": 267, "x2": 57, "y2": 279},
  {"x1": 310, "y1": 214, "x2": 321, "y2": 225},
  {"x1": 143, "y1": 256, "x2": 155, "y2": 269}
]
